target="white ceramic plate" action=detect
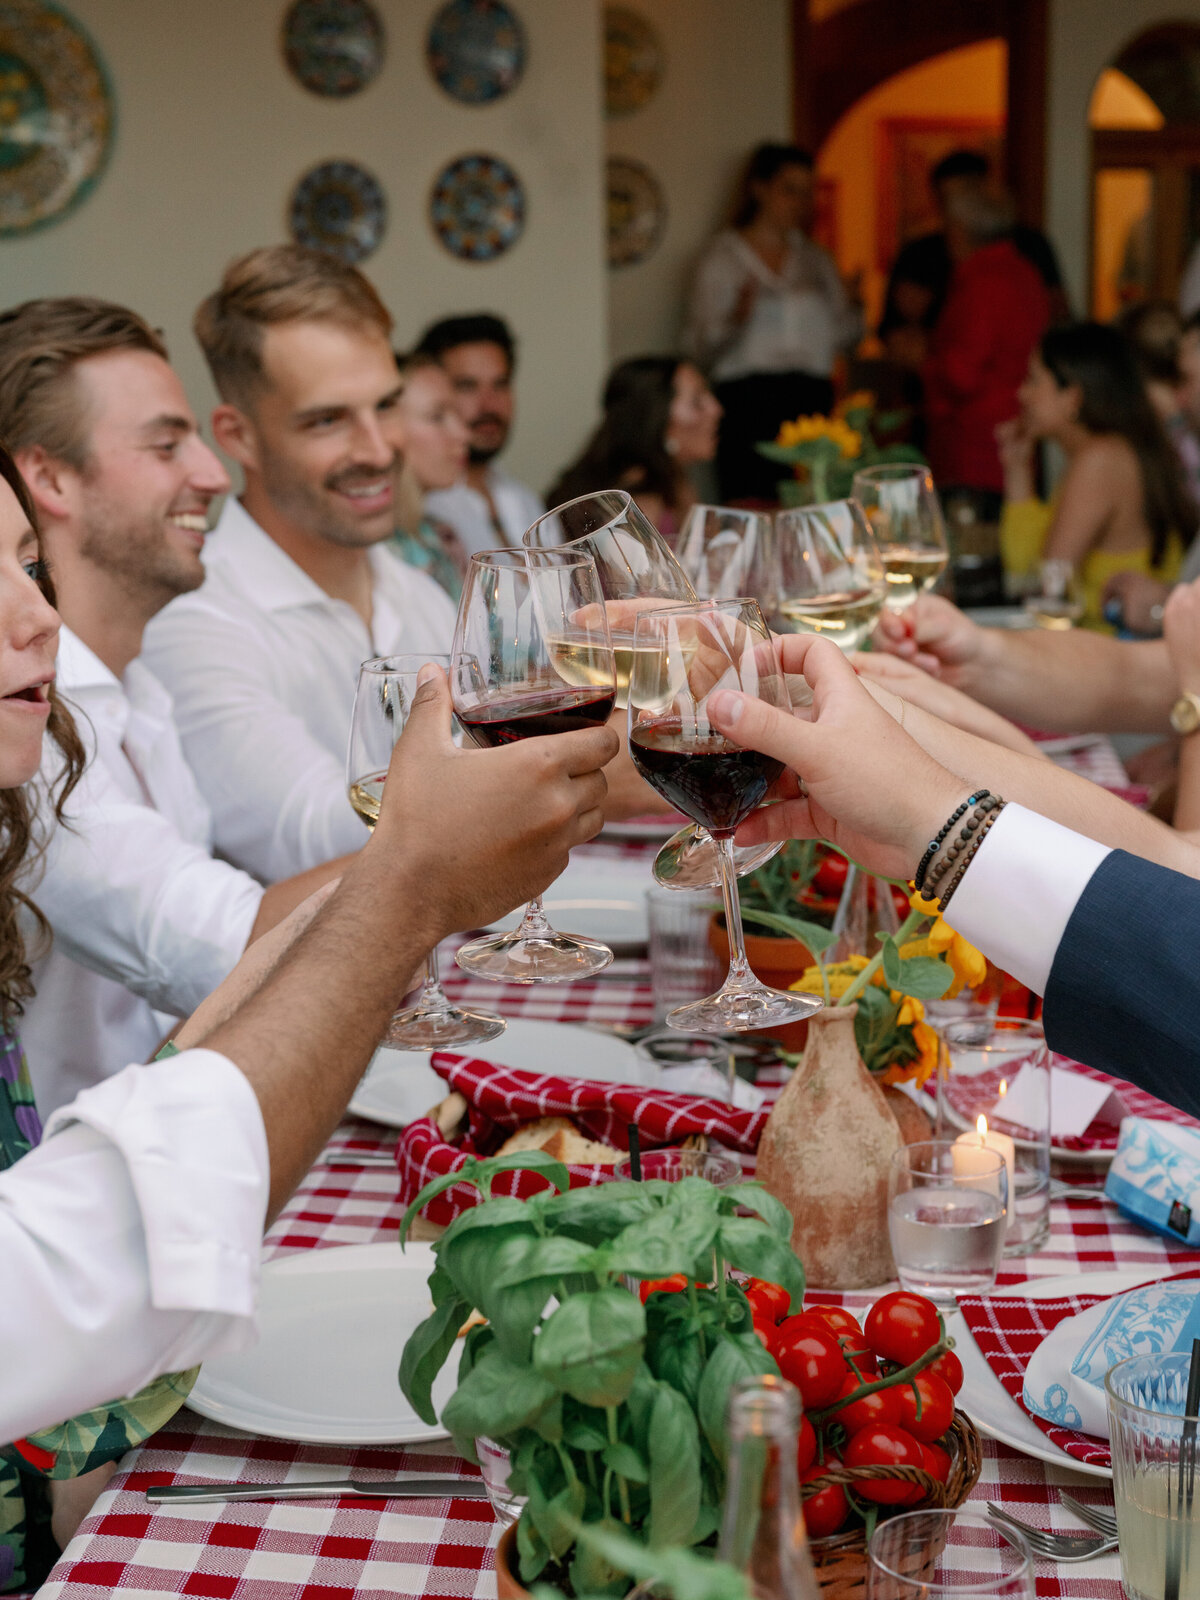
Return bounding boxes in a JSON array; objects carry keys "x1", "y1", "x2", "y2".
[
  {"x1": 484, "y1": 856, "x2": 650, "y2": 950},
  {"x1": 348, "y1": 1016, "x2": 654, "y2": 1129},
  {"x1": 950, "y1": 1265, "x2": 1180, "y2": 1478},
  {"x1": 189, "y1": 1243, "x2": 457, "y2": 1444}
]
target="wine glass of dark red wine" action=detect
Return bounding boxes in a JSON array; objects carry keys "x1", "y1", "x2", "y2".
[
  {"x1": 451, "y1": 548, "x2": 618, "y2": 984},
  {"x1": 347, "y1": 654, "x2": 506, "y2": 1048},
  {"x1": 627, "y1": 599, "x2": 824, "y2": 1033}
]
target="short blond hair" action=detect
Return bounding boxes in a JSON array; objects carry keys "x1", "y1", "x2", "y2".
[{"x1": 194, "y1": 244, "x2": 392, "y2": 407}]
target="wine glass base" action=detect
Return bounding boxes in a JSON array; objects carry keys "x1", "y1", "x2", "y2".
[
  {"x1": 652, "y1": 823, "x2": 784, "y2": 891},
  {"x1": 667, "y1": 983, "x2": 823, "y2": 1035},
  {"x1": 455, "y1": 930, "x2": 614, "y2": 985},
  {"x1": 379, "y1": 1003, "x2": 506, "y2": 1051}
]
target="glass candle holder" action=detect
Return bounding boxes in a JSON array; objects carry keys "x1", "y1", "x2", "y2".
[{"x1": 887, "y1": 1140, "x2": 1007, "y2": 1305}]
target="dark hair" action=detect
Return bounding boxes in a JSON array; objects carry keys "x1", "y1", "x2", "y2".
[
  {"x1": 732, "y1": 143, "x2": 814, "y2": 228},
  {"x1": 546, "y1": 356, "x2": 685, "y2": 512},
  {"x1": 930, "y1": 148, "x2": 990, "y2": 189},
  {"x1": 0, "y1": 443, "x2": 85, "y2": 1020},
  {"x1": 415, "y1": 313, "x2": 516, "y2": 374},
  {"x1": 1041, "y1": 320, "x2": 1197, "y2": 565},
  {"x1": 1117, "y1": 299, "x2": 1184, "y2": 386}
]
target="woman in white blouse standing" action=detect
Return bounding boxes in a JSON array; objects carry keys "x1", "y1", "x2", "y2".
[{"x1": 684, "y1": 143, "x2": 862, "y2": 502}]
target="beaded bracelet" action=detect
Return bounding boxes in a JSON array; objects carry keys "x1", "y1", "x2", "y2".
[
  {"x1": 936, "y1": 801, "x2": 1006, "y2": 910},
  {"x1": 923, "y1": 793, "x2": 1004, "y2": 901},
  {"x1": 913, "y1": 788, "x2": 988, "y2": 892}
]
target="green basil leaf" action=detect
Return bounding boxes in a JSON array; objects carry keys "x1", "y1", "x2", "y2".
[
  {"x1": 715, "y1": 1216, "x2": 806, "y2": 1313},
  {"x1": 567, "y1": 1516, "x2": 635, "y2": 1598},
  {"x1": 527, "y1": 1473, "x2": 587, "y2": 1560},
  {"x1": 648, "y1": 1318, "x2": 707, "y2": 1409},
  {"x1": 532, "y1": 1182, "x2": 659, "y2": 1244},
  {"x1": 475, "y1": 1148, "x2": 571, "y2": 1198},
  {"x1": 697, "y1": 1335, "x2": 777, "y2": 1465},
  {"x1": 397, "y1": 1294, "x2": 468, "y2": 1426},
  {"x1": 441, "y1": 1342, "x2": 559, "y2": 1444},
  {"x1": 533, "y1": 1289, "x2": 646, "y2": 1407},
  {"x1": 605, "y1": 1191, "x2": 721, "y2": 1280},
  {"x1": 739, "y1": 906, "x2": 839, "y2": 956},
  {"x1": 718, "y1": 1182, "x2": 793, "y2": 1242},
  {"x1": 648, "y1": 1383, "x2": 702, "y2": 1547},
  {"x1": 563, "y1": 1416, "x2": 609, "y2": 1452},
  {"x1": 567, "y1": 1516, "x2": 752, "y2": 1600},
  {"x1": 602, "y1": 1440, "x2": 649, "y2": 1483},
  {"x1": 438, "y1": 1220, "x2": 538, "y2": 1316},
  {"x1": 397, "y1": 1157, "x2": 482, "y2": 1245},
  {"x1": 890, "y1": 955, "x2": 955, "y2": 1000},
  {"x1": 491, "y1": 1233, "x2": 598, "y2": 1289}
]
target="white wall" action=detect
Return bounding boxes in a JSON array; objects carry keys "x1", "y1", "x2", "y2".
[
  {"x1": 1047, "y1": 0, "x2": 1200, "y2": 313},
  {"x1": 0, "y1": 0, "x2": 607, "y2": 496},
  {"x1": 605, "y1": 0, "x2": 791, "y2": 366}
]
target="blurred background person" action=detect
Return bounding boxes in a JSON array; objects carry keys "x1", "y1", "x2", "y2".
[
  {"x1": 923, "y1": 186, "x2": 1050, "y2": 505},
  {"x1": 545, "y1": 355, "x2": 721, "y2": 538},
  {"x1": 390, "y1": 351, "x2": 470, "y2": 601},
  {"x1": 416, "y1": 313, "x2": 543, "y2": 553},
  {"x1": 998, "y1": 321, "x2": 1194, "y2": 629},
  {"x1": 683, "y1": 142, "x2": 861, "y2": 502}
]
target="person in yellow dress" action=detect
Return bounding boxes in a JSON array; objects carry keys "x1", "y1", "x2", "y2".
[{"x1": 997, "y1": 322, "x2": 1195, "y2": 629}]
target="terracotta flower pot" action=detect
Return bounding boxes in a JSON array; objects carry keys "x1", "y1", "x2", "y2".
[
  {"x1": 495, "y1": 1524, "x2": 527, "y2": 1600},
  {"x1": 707, "y1": 913, "x2": 816, "y2": 1050}
]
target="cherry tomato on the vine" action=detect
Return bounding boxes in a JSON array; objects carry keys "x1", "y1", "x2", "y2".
[
  {"x1": 747, "y1": 1278, "x2": 790, "y2": 1324},
  {"x1": 813, "y1": 853, "x2": 849, "y2": 896},
  {"x1": 639, "y1": 1274, "x2": 689, "y2": 1303},
  {"x1": 843, "y1": 1424, "x2": 926, "y2": 1505},
  {"x1": 865, "y1": 1291, "x2": 942, "y2": 1367},
  {"x1": 921, "y1": 1440, "x2": 951, "y2": 1484},
  {"x1": 797, "y1": 1413, "x2": 817, "y2": 1476},
  {"x1": 792, "y1": 1310, "x2": 877, "y2": 1378},
  {"x1": 751, "y1": 1308, "x2": 777, "y2": 1349},
  {"x1": 800, "y1": 1467, "x2": 849, "y2": 1538},
  {"x1": 929, "y1": 1349, "x2": 964, "y2": 1396},
  {"x1": 831, "y1": 1372, "x2": 901, "y2": 1435},
  {"x1": 772, "y1": 1317, "x2": 846, "y2": 1409},
  {"x1": 799, "y1": 1305, "x2": 864, "y2": 1342},
  {"x1": 894, "y1": 1371, "x2": 956, "y2": 1443}
]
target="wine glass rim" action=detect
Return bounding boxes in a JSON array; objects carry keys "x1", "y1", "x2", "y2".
[
  {"x1": 868, "y1": 1508, "x2": 1033, "y2": 1589},
  {"x1": 466, "y1": 545, "x2": 597, "y2": 572},
  {"x1": 359, "y1": 652, "x2": 450, "y2": 676},
  {"x1": 852, "y1": 463, "x2": 935, "y2": 484},
  {"x1": 522, "y1": 488, "x2": 636, "y2": 545},
  {"x1": 938, "y1": 1018, "x2": 1045, "y2": 1048},
  {"x1": 775, "y1": 496, "x2": 867, "y2": 519},
  {"x1": 628, "y1": 594, "x2": 767, "y2": 642}
]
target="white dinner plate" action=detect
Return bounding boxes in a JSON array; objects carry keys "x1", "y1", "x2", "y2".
[
  {"x1": 483, "y1": 855, "x2": 650, "y2": 951},
  {"x1": 348, "y1": 1016, "x2": 654, "y2": 1129},
  {"x1": 951, "y1": 1265, "x2": 1180, "y2": 1478},
  {"x1": 189, "y1": 1243, "x2": 457, "y2": 1444}
]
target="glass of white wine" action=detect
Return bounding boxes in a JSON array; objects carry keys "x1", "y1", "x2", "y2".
[
  {"x1": 347, "y1": 653, "x2": 505, "y2": 1048},
  {"x1": 772, "y1": 499, "x2": 887, "y2": 652},
  {"x1": 676, "y1": 504, "x2": 776, "y2": 607},
  {"x1": 853, "y1": 463, "x2": 949, "y2": 612}
]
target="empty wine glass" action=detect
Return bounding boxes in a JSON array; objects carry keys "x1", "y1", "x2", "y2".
[
  {"x1": 452, "y1": 548, "x2": 617, "y2": 984},
  {"x1": 347, "y1": 654, "x2": 505, "y2": 1049},
  {"x1": 773, "y1": 499, "x2": 887, "y2": 653},
  {"x1": 627, "y1": 598, "x2": 823, "y2": 1034},
  {"x1": 676, "y1": 504, "x2": 777, "y2": 607},
  {"x1": 524, "y1": 489, "x2": 782, "y2": 890},
  {"x1": 852, "y1": 463, "x2": 949, "y2": 612}
]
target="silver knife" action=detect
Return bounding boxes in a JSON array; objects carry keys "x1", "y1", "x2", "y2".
[{"x1": 146, "y1": 1477, "x2": 489, "y2": 1504}]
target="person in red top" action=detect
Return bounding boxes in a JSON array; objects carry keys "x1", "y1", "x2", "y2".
[{"x1": 923, "y1": 188, "x2": 1051, "y2": 499}]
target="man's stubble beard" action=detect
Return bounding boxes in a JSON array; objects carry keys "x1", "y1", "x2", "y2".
[
  {"x1": 79, "y1": 501, "x2": 205, "y2": 614},
  {"x1": 258, "y1": 448, "x2": 400, "y2": 550}
]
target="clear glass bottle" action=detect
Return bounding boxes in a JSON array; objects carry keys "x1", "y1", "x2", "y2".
[{"x1": 718, "y1": 1376, "x2": 821, "y2": 1600}]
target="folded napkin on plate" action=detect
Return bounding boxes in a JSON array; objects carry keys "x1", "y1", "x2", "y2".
[
  {"x1": 1105, "y1": 1119, "x2": 1200, "y2": 1245},
  {"x1": 957, "y1": 1270, "x2": 1200, "y2": 1469},
  {"x1": 394, "y1": 1050, "x2": 767, "y2": 1227}
]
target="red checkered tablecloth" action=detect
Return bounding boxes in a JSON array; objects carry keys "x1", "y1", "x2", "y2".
[{"x1": 40, "y1": 798, "x2": 1197, "y2": 1599}]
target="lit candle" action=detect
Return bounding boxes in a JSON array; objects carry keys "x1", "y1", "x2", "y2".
[{"x1": 954, "y1": 1114, "x2": 1016, "y2": 1215}]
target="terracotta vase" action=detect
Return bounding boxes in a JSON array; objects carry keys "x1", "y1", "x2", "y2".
[
  {"x1": 495, "y1": 1525, "x2": 528, "y2": 1600},
  {"x1": 707, "y1": 914, "x2": 815, "y2": 1050},
  {"x1": 755, "y1": 1004, "x2": 902, "y2": 1289}
]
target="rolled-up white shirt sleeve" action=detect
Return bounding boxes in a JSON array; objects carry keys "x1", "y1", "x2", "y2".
[
  {"x1": 943, "y1": 803, "x2": 1113, "y2": 993},
  {"x1": 0, "y1": 1048, "x2": 268, "y2": 1444}
]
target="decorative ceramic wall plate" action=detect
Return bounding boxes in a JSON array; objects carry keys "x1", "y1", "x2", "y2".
[
  {"x1": 289, "y1": 160, "x2": 386, "y2": 263},
  {"x1": 426, "y1": 0, "x2": 525, "y2": 105},
  {"x1": 282, "y1": 0, "x2": 384, "y2": 97},
  {"x1": 0, "y1": 0, "x2": 113, "y2": 237},
  {"x1": 604, "y1": 5, "x2": 662, "y2": 117},
  {"x1": 606, "y1": 155, "x2": 665, "y2": 267},
  {"x1": 429, "y1": 152, "x2": 525, "y2": 262}
]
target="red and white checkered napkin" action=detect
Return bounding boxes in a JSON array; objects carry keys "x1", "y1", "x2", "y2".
[
  {"x1": 394, "y1": 1050, "x2": 768, "y2": 1227},
  {"x1": 957, "y1": 1269, "x2": 1200, "y2": 1469}
]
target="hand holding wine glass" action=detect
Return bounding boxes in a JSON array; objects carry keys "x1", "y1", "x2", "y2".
[{"x1": 627, "y1": 599, "x2": 823, "y2": 1033}]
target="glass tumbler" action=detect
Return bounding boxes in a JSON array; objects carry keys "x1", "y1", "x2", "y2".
[
  {"x1": 867, "y1": 1509, "x2": 1034, "y2": 1600},
  {"x1": 1107, "y1": 1351, "x2": 1200, "y2": 1600},
  {"x1": 645, "y1": 885, "x2": 723, "y2": 1022},
  {"x1": 888, "y1": 1141, "x2": 1007, "y2": 1305},
  {"x1": 937, "y1": 1018, "x2": 1051, "y2": 1257}
]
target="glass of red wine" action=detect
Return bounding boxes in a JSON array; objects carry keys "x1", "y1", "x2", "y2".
[
  {"x1": 451, "y1": 547, "x2": 617, "y2": 984},
  {"x1": 627, "y1": 598, "x2": 823, "y2": 1033}
]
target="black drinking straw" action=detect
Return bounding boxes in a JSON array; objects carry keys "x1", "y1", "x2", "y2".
[
  {"x1": 1166, "y1": 1337, "x2": 1200, "y2": 1600},
  {"x1": 627, "y1": 1123, "x2": 642, "y2": 1181}
]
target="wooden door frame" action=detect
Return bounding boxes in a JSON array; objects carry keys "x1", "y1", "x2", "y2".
[{"x1": 1090, "y1": 127, "x2": 1200, "y2": 311}]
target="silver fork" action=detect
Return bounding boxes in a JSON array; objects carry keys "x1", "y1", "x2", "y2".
[
  {"x1": 1059, "y1": 1491, "x2": 1119, "y2": 1539},
  {"x1": 987, "y1": 1502, "x2": 1117, "y2": 1562}
]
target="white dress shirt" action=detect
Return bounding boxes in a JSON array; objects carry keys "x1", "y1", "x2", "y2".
[
  {"x1": 425, "y1": 466, "x2": 545, "y2": 557},
  {"x1": 0, "y1": 1048, "x2": 267, "y2": 1444},
  {"x1": 23, "y1": 630, "x2": 263, "y2": 1120},
  {"x1": 946, "y1": 804, "x2": 1113, "y2": 992},
  {"x1": 141, "y1": 498, "x2": 458, "y2": 882},
  {"x1": 683, "y1": 229, "x2": 862, "y2": 383}
]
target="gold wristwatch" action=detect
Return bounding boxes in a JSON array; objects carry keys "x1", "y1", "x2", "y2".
[{"x1": 1170, "y1": 691, "x2": 1200, "y2": 735}]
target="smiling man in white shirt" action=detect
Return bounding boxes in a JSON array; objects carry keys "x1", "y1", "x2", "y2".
[
  {"x1": 0, "y1": 298, "x2": 357, "y2": 1116},
  {"x1": 141, "y1": 247, "x2": 458, "y2": 882}
]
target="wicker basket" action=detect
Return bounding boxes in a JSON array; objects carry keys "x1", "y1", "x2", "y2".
[{"x1": 806, "y1": 1412, "x2": 983, "y2": 1598}]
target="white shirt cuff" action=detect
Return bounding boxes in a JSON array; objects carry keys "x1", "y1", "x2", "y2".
[
  {"x1": 943, "y1": 803, "x2": 1113, "y2": 994},
  {"x1": 43, "y1": 1048, "x2": 269, "y2": 1316}
]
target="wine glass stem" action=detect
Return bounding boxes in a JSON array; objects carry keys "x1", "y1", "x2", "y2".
[
  {"x1": 714, "y1": 834, "x2": 756, "y2": 987},
  {"x1": 515, "y1": 894, "x2": 552, "y2": 939}
]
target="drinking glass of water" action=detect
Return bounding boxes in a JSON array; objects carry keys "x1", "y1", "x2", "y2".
[
  {"x1": 1107, "y1": 1351, "x2": 1200, "y2": 1600},
  {"x1": 888, "y1": 1140, "x2": 1007, "y2": 1305}
]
